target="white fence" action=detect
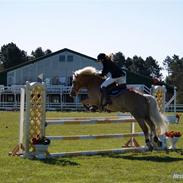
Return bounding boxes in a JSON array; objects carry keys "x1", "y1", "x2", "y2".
[
  {"x1": 166, "y1": 104, "x2": 183, "y2": 112},
  {"x1": 0, "y1": 84, "x2": 181, "y2": 112}
]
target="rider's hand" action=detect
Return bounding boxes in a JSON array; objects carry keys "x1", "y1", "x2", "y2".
[
  {"x1": 95, "y1": 70, "x2": 102, "y2": 76},
  {"x1": 95, "y1": 71, "x2": 106, "y2": 79}
]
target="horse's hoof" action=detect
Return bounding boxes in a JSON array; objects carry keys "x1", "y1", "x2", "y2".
[{"x1": 89, "y1": 106, "x2": 97, "y2": 112}]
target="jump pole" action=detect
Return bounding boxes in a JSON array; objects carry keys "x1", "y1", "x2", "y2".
[
  {"x1": 50, "y1": 146, "x2": 148, "y2": 158},
  {"x1": 46, "y1": 118, "x2": 135, "y2": 125},
  {"x1": 47, "y1": 132, "x2": 144, "y2": 140},
  {"x1": 9, "y1": 88, "x2": 25, "y2": 156}
]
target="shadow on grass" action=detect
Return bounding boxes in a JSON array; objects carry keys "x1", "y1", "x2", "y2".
[
  {"x1": 35, "y1": 158, "x2": 80, "y2": 166},
  {"x1": 115, "y1": 155, "x2": 183, "y2": 162},
  {"x1": 107, "y1": 151, "x2": 183, "y2": 163}
]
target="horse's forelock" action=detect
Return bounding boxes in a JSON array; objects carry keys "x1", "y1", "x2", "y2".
[
  {"x1": 72, "y1": 72, "x2": 77, "y2": 81},
  {"x1": 74, "y1": 67, "x2": 97, "y2": 77}
]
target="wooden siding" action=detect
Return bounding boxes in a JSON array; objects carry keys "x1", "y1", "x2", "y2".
[{"x1": 7, "y1": 50, "x2": 101, "y2": 85}]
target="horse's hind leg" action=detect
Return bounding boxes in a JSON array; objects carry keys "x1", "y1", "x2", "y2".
[
  {"x1": 146, "y1": 118, "x2": 162, "y2": 147},
  {"x1": 134, "y1": 116, "x2": 153, "y2": 151}
]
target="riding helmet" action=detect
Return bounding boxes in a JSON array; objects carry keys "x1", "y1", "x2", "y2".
[{"x1": 97, "y1": 53, "x2": 106, "y2": 62}]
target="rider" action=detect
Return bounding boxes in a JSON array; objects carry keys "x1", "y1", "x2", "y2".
[{"x1": 96, "y1": 53, "x2": 126, "y2": 106}]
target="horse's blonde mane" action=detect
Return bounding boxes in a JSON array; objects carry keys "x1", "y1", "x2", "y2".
[{"x1": 74, "y1": 66, "x2": 97, "y2": 76}]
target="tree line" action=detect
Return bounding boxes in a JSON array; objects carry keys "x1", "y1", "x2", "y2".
[
  {"x1": 0, "y1": 42, "x2": 51, "y2": 70},
  {"x1": 0, "y1": 42, "x2": 182, "y2": 103},
  {"x1": 163, "y1": 55, "x2": 183, "y2": 103}
]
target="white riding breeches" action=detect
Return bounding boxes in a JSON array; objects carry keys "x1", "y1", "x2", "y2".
[{"x1": 101, "y1": 76, "x2": 126, "y2": 88}]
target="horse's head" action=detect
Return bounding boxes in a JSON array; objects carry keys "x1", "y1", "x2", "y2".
[{"x1": 70, "y1": 66, "x2": 102, "y2": 97}]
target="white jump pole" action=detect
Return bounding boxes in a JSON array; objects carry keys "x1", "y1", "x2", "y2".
[
  {"x1": 174, "y1": 86, "x2": 177, "y2": 113},
  {"x1": 24, "y1": 82, "x2": 31, "y2": 156},
  {"x1": 46, "y1": 118, "x2": 135, "y2": 125},
  {"x1": 50, "y1": 146, "x2": 148, "y2": 158},
  {"x1": 47, "y1": 132, "x2": 144, "y2": 140},
  {"x1": 131, "y1": 122, "x2": 135, "y2": 146},
  {"x1": 19, "y1": 88, "x2": 25, "y2": 146}
]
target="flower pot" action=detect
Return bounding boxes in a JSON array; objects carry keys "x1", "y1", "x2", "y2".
[
  {"x1": 167, "y1": 137, "x2": 180, "y2": 150},
  {"x1": 34, "y1": 144, "x2": 49, "y2": 159}
]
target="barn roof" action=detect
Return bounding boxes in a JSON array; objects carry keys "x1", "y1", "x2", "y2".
[{"x1": 0, "y1": 48, "x2": 96, "y2": 73}]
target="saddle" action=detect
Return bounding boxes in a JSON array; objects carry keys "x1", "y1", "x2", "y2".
[
  {"x1": 100, "y1": 83, "x2": 127, "y2": 108},
  {"x1": 107, "y1": 83, "x2": 127, "y2": 96}
]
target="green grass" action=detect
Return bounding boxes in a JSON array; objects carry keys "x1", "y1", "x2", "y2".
[{"x1": 0, "y1": 111, "x2": 183, "y2": 183}]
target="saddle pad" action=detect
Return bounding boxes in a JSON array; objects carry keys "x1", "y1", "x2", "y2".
[{"x1": 109, "y1": 88, "x2": 128, "y2": 96}]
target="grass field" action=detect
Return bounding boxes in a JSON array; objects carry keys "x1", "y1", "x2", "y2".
[{"x1": 0, "y1": 111, "x2": 183, "y2": 183}]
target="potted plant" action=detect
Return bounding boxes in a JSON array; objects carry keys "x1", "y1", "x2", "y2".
[
  {"x1": 165, "y1": 131, "x2": 182, "y2": 150},
  {"x1": 32, "y1": 136, "x2": 51, "y2": 159}
]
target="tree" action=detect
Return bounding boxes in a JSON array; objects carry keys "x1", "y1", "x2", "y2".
[
  {"x1": 113, "y1": 52, "x2": 162, "y2": 79},
  {"x1": 112, "y1": 52, "x2": 126, "y2": 68},
  {"x1": 31, "y1": 47, "x2": 45, "y2": 59},
  {"x1": 0, "y1": 52, "x2": 3, "y2": 71},
  {"x1": 45, "y1": 49, "x2": 52, "y2": 55},
  {"x1": 31, "y1": 47, "x2": 52, "y2": 59},
  {"x1": 0, "y1": 43, "x2": 28, "y2": 68},
  {"x1": 125, "y1": 57, "x2": 133, "y2": 69},
  {"x1": 130, "y1": 55, "x2": 145, "y2": 75},
  {"x1": 145, "y1": 56, "x2": 162, "y2": 79},
  {"x1": 163, "y1": 55, "x2": 183, "y2": 103}
]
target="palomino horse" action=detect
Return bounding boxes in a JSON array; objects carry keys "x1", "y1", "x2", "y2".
[{"x1": 70, "y1": 66, "x2": 168, "y2": 150}]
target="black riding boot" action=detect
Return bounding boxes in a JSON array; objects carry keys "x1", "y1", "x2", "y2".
[{"x1": 101, "y1": 87, "x2": 112, "y2": 106}]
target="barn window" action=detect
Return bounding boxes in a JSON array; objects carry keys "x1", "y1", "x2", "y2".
[
  {"x1": 67, "y1": 55, "x2": 73, "y2": 62},
  {"x1": 59, "y1": 55, "x2": 65, "y2": 62}
]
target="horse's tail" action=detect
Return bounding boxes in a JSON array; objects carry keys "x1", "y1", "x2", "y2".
[{"x1": 144, "y1": 94, "x2": 169, "y2": 135}]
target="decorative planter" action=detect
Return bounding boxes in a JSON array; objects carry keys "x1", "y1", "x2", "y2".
[
  {"x1": 167, "y1": 137, "x2": 180, "y2": 150},
  {"x1": 33, "y1": 144, "x2": 49, "y2": 159}
]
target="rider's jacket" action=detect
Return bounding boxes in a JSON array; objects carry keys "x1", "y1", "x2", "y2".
[{"x1": 99, "y1": 59, "x2": 126, "y2": 78}]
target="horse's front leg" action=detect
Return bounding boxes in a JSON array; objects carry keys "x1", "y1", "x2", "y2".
[{"x1": 81, "y1": 98, "x2": 98, "y2": 111}]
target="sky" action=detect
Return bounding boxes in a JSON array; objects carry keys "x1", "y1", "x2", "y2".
[{"x1": 0, "y1": 0, "x2": 183, "y2": 77}]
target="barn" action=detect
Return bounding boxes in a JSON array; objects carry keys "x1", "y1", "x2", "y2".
[
  {"x1": 0, "y1": 48, "x2": 103, "y2": 110},
  {"x1": 5, "y1": 48, "x2": 101, "y2": 86}
]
